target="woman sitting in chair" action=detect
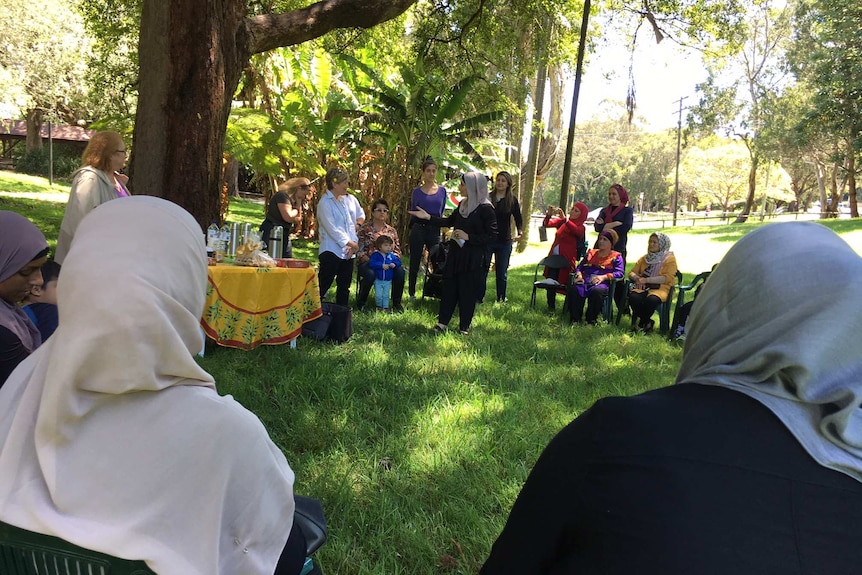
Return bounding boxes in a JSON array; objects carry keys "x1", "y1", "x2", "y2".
[
  {"x1": 566, "y1": 229, "x2": 624, "y2": 325},
  {"x1": 627, "y1": 232, "x2": 678, "y2": 333},
  {"x1": 542, "y1": 202, "x2": 588, "y2": 311}
]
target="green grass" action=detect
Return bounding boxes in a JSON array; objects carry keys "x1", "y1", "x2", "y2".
[{"x1": 4, "y1": 169, "x2": 862, "y2": 573}]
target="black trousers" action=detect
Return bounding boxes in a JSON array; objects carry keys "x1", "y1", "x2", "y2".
[
  {"x1": 567, "y1": 285, "x2": 609, "y2": 324},
  {"x1": 628, "y1": 290, "x2": 662, "y2": 327},
  {"x1": 318, "y1": 251, "x2": 354, "y2": 306},
  {"x1": 356, "y1": 262, "x2": 405, "y2": 308},
  {"x1": 438, "y1": 270, "x2": 482, "y2": 332},
  {"x1": 408, "y1": 224, "x2": 441, "y2": 297}
]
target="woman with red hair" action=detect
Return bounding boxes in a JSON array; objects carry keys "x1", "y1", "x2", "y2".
[{"x1": 541, "y1": 202, "x2": 588, "y2": 312}]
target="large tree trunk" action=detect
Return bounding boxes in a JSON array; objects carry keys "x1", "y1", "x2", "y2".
[
  {"x1": 734, "y1": 152, "x2": 759, "y2": 224},
  {"x1": 25, "y1": 108, "x2": 43, "y2": 151},
  {"x1": 847, "y1": 137, "x2": 858, "y2": 218},
  {"x1": 131, "y1": 0, "x2": 418, "y2": 229}
]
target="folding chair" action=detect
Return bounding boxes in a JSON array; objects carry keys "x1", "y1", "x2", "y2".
[
  {"x1": 669, "y1": 270, "x2": 712, "y2": 338},
  {"x1": 530, "y1": 254, "x2": 571, "y2": 309}
]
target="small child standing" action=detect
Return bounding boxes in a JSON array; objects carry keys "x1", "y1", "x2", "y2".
[
  {"x1": 368, "y1": 235, "x2": 402, "y2": 312},
  {"x1": 23, "y1": 259, "x2": 61, "y2": 341}
]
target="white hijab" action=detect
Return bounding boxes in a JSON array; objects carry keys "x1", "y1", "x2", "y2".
[
  {"x1": 458, "y1": 172, "x2": 492, "y2": 217},
  {"x1": 676, "y1": 222, "x2": 862, "y2": 482},
  {"x1": 0, "y1": 197, "x2": 295, "y2": 574}
]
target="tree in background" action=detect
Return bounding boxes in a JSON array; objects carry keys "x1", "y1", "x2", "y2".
[{"x1": 0, "y1": 0, "x2": 91, "y2": 149}]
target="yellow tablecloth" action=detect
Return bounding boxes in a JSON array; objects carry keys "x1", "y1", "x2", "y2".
[{"x1": 202, "y1": 264, "x2": 322, "y2": 350}]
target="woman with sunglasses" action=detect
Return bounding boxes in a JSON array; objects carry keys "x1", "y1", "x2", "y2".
[
  {"x1": 260, "y1": 177, "x2": 312, "y2": 258},
  {"x1": 356, "y1": 199, "x2": 405, "y2": 311},
  {"x1": 55, "y1": 131, "x2": 130, "y2": 264}
]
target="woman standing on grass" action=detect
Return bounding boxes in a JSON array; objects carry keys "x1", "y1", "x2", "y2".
[
  {"x1": 481, "y1": 171, "x2": 523, "y2": 304},
  {"x1": 480, "y1": 222, "x2": 862, "y2": 574},
  {"x1": 409, "y1": 172, "x2": 496, "y2": 335},
  {"x1": 626, "y1": 232, "x2": 678, "y2": 333},
  {"x1": 0, "y1": 211, "x2": 48, "y2": 388},
  {"x1": 55, "y1": 131, "x2": 130, "y2": 264},
  {"x1": 407, "y1": 156, "x2": 447, "y2": 301},
  {"x1": 541, "y1": 201, "x2": 588, "y2": 312},
  {"x1": 260, "y1": 177, "x2": 312, "y2": 258},
  {"x1": 317, "y1": 167, "x2": 359, "y2": 306},
  {"x1": 593, "y1": 183, "x2": 633, "y2": 261}
]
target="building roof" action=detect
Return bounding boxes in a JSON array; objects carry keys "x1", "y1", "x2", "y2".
[{"x1": 0, "y1": 120, "x2": 94, "y2": 143}]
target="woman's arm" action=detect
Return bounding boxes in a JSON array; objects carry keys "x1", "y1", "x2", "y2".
[
  {"x1": 512, "y1": 198, "x2": 524, "y2": 237},
  {"x1": 317, "y1": 198, "x2": 355, "y2": 251},
  {"x1": 593, "y1": 208, "x2": 607, "y2": 232},
  {"x1": 276, "y1": 198, "x2": 300, "y2": 223}
]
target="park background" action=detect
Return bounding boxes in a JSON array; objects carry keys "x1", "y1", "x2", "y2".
[{"x1": 2, "y1": 0, "x2": 862, "y2": 572}]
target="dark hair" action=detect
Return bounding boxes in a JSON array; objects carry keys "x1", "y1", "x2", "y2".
[
  {"x1": 421, "y1": 156, "x2": 437, "y2": 172},
  {"x1": 41, "y1": 259, "x2": 61, "y2": 284},
  {"x1": 325, "y1": 167, "x2": 348, "y2": 190},
  {"x1": 374, "y1": 235, "x2": 393, "y2": 249},
  {"x1": 371, "y1": 198, "x2": 389, "y2": 212}
]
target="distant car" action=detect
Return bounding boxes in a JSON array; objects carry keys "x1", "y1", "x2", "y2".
[{"x1": 585, "y1": 207, "x2": 603, "y2": 224}]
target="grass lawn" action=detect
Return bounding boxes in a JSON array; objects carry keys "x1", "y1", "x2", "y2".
[{"x1": 4, "y1": 169, "x2": 862, "y2": 573}]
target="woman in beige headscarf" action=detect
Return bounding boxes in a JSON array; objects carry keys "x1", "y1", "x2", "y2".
[
  {"x1": 0, "y1": 197, "x2": 306, "y2": 575},
  {"x1": 55, "y1": 131, "x2": 130, "y2": 264},
  {"x1": 409, "y1": 172, "x2": 496, "y2": 334}
]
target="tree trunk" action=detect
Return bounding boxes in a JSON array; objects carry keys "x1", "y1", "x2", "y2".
[
  {"x1": 131, "y1": 0, "x2": 418, "y2": 229},
  {"x1": 847, "y1": 137, "x2": 858, "y2": 218},
  {"x1": 25, "y1": 109, "x2": 43, "y2": 151},
  {"x1": 517, "y1": 46, "x2": 549, "y2": 252},
  {"x1": 224, "y1": 155, "x2": 241, "y2": 198},
  {"x1": 734, "y1": 153, "x2": 759, "y2": 224}
]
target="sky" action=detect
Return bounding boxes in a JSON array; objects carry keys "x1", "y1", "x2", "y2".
[{"x1": 567, "y1": 18, "x2": 710, "y2": 132}]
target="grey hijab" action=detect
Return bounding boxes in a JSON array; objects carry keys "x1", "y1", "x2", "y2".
[
  {"x1": 676, "y1": 222, "x2": 862, "y2": 482},
  {"x1": 458, "y1": 172, "x2": 492, "y2": 217},
  {"x1": 0, "y1": 211, "x2": 47, "y2": 353}
]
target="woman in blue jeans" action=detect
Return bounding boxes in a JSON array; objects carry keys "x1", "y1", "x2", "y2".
[{"x1": 481, "y1": 171, "x2": 523, "y2": 303}]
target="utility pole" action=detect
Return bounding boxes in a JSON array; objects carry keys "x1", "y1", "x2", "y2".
[
  {"x1": 558, "y1": 0, "x2": 591, "y2": 210},
  {"x1": 672, "y1": 96, "x2": 687, "y2": 227}
]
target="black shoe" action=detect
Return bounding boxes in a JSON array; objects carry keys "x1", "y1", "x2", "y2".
[{"x1": 392, "y1": 304, "x2": 404, "y2": 313}]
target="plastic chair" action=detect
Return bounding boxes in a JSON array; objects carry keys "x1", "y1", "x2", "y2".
[
  {"x1": 530, "y1": 254, "x2": 571, "y2": 309},
  {"x1": 619, "y1": 270, "x2": 682, "y2": 334},
  {"x1": 565, "y1": 274, "x2": 619, "y2": 323},
  {"x1": 0, "y1": 520, "x2": 156, "y2": 574},
  {"x1": 669, "y1": 270, "x2": 712, "y2": 338}
]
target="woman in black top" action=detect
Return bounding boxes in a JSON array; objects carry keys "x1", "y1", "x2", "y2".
[
  {"x1": 0, "y1": 211, "x2": 49, "y2": 388},
  {"x1": 409, "y1": 172, "x2": 497, "y2": 335},
  {"x1": 593, "y1": 183, "x2": 633, "y2": 261},
  {"x1": 481, "y1": 171, "x2": 523, "y2": 303},
  {"x1": 260, "y1": 177, "x2": 311, "y2": 258}
]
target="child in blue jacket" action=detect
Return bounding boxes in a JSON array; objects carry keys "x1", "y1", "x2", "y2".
[{"x1": 369, "y1": 235, "x2": 402, "y2": 311}]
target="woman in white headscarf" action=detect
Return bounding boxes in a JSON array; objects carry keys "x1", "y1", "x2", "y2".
[
  {"x1": 0, "y1": 197, "x2": 308, "y2": 575},
  {"x1": 409, "y1": 172, "x2": 497, "y2": 335},
  {"x1": 480, "y1": 222, "x2": 862, "y2": 574},
  {"x1": 626, "y1": 231, "x2": 678, "y2": 332}
]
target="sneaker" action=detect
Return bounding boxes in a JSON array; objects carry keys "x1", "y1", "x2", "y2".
[
  {"x1": 431, "y1": 324, "x2": 447, "y2": 334},
  {"x1": 676, "y1": 332, "x2": 686, "y2": 342},
  {"x1": 459, "y1": 329, "x2": 470, "y2": 336},
  {"x1": 672, "y1": 326, "x2": 686, "y2": 339}
]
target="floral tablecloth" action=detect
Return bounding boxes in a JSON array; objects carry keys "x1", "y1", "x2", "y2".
[{"x1": 202, "y1": 264, "x2": 322, "y2": 350}]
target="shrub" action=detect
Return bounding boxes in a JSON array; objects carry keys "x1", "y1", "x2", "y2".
[{"x1": 15, "y1": 147, "x2": 81, "y2": 179}]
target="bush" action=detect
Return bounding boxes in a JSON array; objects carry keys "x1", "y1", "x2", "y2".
[{"x1": 15, "y1": 147, "x2": 81, "y2": 179}]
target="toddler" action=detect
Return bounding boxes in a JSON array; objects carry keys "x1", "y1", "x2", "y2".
[{"x1": 368, "y1": 235, "x2": 402, "y2": 311}]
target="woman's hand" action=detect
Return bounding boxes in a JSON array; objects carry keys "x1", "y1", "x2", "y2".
[
  {"x1": 574, "y1": 273, "x2": 585, "y2": 285},
  {"x1": 594, "y1": 217, "x2": 604, "y2": 225},
  {"x1": 453, "y1": 229, "x2": 469, "y2": 241},
  {"x1": 408, "y1": 207, "x2": 431, "y2": 220},
  {"x1": 590, "y1": 275, "x2": 604, "y2": 286},
  {"x1": 345, "y1": 240, "x2": 359, "y2": 255}
]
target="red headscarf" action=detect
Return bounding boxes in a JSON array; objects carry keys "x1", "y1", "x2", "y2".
[{"x1": 604, "y1": 184, "x2": 629, "y2": 222}]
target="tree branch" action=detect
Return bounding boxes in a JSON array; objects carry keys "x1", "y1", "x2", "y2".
[{"x1": 246, "y1": 0, "x2": 418, "y2": 55}]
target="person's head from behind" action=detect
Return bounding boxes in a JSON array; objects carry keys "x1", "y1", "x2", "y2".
[
  {"x1": 678, "y1": 222, "x2": 862, "y2": 478},
  {"x1": 24, "y1": 260, "x2": 61, "y2": 305},
  {"x1": 58, "y1": 196, "x2": 211, "y2": 389},
  {"x1": 0, "y1": 212, "x2": 49, "y2": 306},
  {"x1": 375, "y1": 235, "x2": 394, "y2": 255},
  {"x1": 421, "y1": 156, "x2": 437, "y2": 184},
  {"x1": 82, "y1": 131, "x2": 127, "y2": 174}
]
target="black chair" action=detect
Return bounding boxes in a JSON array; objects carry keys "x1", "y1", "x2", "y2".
[
  {"x1": 669, "y1": 270, "x2": 712, "y2": 338},
  {"x1": 619, "y1": 270, "x2": 683, "y2": 334},
  {"x1": 530, "y1": 254, "x2": 571, "y2": 309}
]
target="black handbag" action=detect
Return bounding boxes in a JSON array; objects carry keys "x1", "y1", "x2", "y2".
[{"x1": 293, "y1": 495, "x2": 327, "y2": 555}]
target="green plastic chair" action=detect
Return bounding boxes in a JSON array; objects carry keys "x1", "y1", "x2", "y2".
[
  {"x1": 0, "y1": 520, "x2": 155, "y2": 574},
  {"x1": 618, "y1": 270, "x2": 683, "y2": 335},
  {"x1": 669, "y1": 270, "x2": 712, "y2": 338}
]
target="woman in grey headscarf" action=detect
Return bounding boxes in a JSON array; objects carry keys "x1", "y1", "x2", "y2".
[
  {"x1": 0, "y1": 211, "x2": 48, "y2": 387},
  {"x1": 409, "y1": 172, "x2": 496, "y2": 334},
  {"x1": 480, "y1": 222, "x2": 862, "y2": 574}
]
